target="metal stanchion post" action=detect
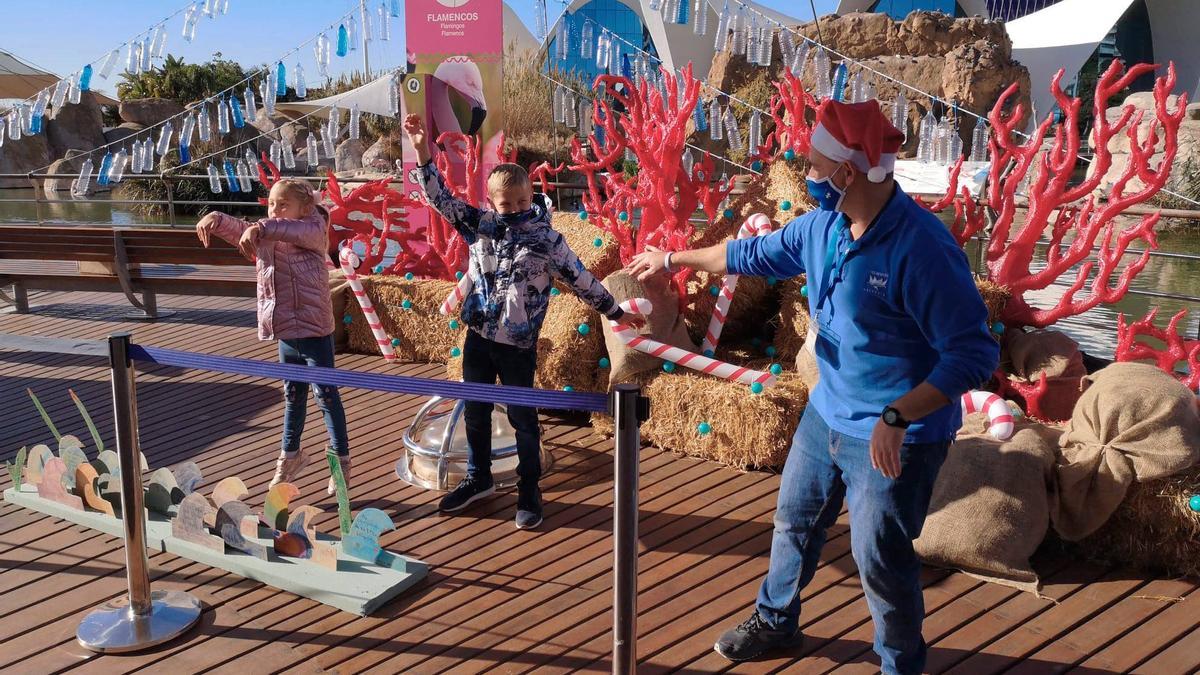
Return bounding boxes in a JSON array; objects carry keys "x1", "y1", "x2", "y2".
[
  {"x1": 76, "y1": 332, "x2": 202, "y2": 653},
  {"x1": 611, "y1": 383, "x2": 649, "y2": 675}
]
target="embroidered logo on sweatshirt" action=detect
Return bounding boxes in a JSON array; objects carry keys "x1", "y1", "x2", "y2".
[{"x1": 866, "y1": 271, "x2": 889, "y2": 296}]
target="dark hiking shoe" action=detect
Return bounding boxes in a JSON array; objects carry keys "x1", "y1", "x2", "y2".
[
  {"x1": 714, "y1": 612, "x2": 804, "y2": 662},
  {"x1": 515, "y1": 485, "x2": 543, "y2": 530},
  {"x1": 438, "y1": 475, "x2": 495, "y2": 513}
]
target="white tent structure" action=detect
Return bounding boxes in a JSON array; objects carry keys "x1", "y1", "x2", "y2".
[{"x1": 274, "y1": 72, "x2": 399, "y2": 120}]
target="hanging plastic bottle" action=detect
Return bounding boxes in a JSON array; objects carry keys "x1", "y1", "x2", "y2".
[
  {"x1": 812, "y1": 48, "x2": 832, "y2": 99},
  {"x1": 730, "y1": 6, "x2": 747, "y2": 56},
  {"x1": 182, "y1": 5, "x2": 197, "y2": 41},
  {"x1": 692, "y1": 98, "x2": 707, "y2": 132},
  {"x1": 949, "y1": 123, "x2": 963, "y2": 162},
  {"x1": 295, "y1": 63, "x2": 307, "y2": 99},
  {"x1": 223, "y1": 159, "x2": 239, "y2": 192},
  {"x1": 131, "y1": 140, "x2": 143, "y2": 174},
  {"x1": 748, "y1": 110, "x2": 762, "y2": 154},
  {"x1": 534, "y1": 0, "x2": 548, "y2": 41},
  {"x1": 0, "y1": 118, "x2": 5, "y2": 148},
  {"x1": 362, "y1": 10, "x2": 373, "y2": 43},
  {"x1": 594, "y1": 30, "x2": 608, "y2": 70},
  {"x1": 564, "y1": 90, "x2": 577, "y2": 127},
  {"x1": 676, "y1": 0, "x2": 689, "y2": 24},
  {"x1": 349, "y1": 104, "x2": 361, "y2": 140},
  {"x1": 743, "y1": 13, "x2": 758, "y2": 63},
  {"x1": 390, "y1": 0, "x2": 400, "y2": 17},
  {"x1": 8, "y1": 112, "x2": 20, "y2": 141},
  {"x1": 79, "y1": 65, "x2": 93, "y2": 92},
  {"x1": 153, "y1": 25, "x2": 168, "y2": 59},
  {"x1": 553, "y1": 86, "x2": 564, "y2": 123},
  {"x1": 30, "y1": 91, "x2": 48, "y2": 133},
  {"x1": 759, "y1": 24, "x2": 774, "y2": 66},
  {"x1": 378, "y1": 4, "x2": 390, "y2": 41},
  {"x1": 261, "y1": 79, "x2": 277, "y2": 116},
  {"x1": 579, "y1": 20, "x2": 594, "y2": 60},
  {"x1": 65, "y1": 73, "x2": 80, "y2": 105},
  {"x1": 890, "y1": 91, "x2": 908, "y2": 142},
  {"x1": 661, "y1": 0, "x2": 676, "y2": 23},
  {"x1": 50, "y1": 78, "x2": 69, "y2": 113},
  {"x1": 144, "y1": 139, "x2": 157, "y2": 172},
  {"x1": 179, "y1": 113, "x2": 196, "y2": 161},
  {"x1": 108, "y1": 149, "x2": 128, "y2": 184},
  {"x1": 831, "y1": 62, "x2": 848, "y2": 102},
  {"x1": 217, "y1": 97, "x2": 230, "y2": 135},
  {"x1": 281, "y1": 139, "x2": 296, "y2": 169},
  {"x1": 197, "y1": 102, "x2": 212, "y2": 142},
  {"x1": 140, "y1": 37, "x2": 152, "y2": 72},
  {"x1": 243, "y1": 148, "x2": 259, "y2": 179},
  {"x1": 73, "y1": 158, "x2": 93, "y2": 196},
  {"x1": 155, "y1": 120, "x2": 174, "y2": 156},
  {"x1": 713, "y1": 0, "x2": 729, "y2": 51},
  {"x1": 314, "y1": 35, "x2": 328, "y2": 78},
  {"x1": 693, "y1": 0, "x2": 708, "y2": 35},
  {"x1": 229, "y1": 96, "x2": 245, "y2": 129},
  {"x1": 244, "y1": 86, "x2": 257, "y2": 121},
  {"x1": 276, "y1": 62, "x2": 287, "y2": 97},
  {"x1": 306, "y1": 132, "x2": 320, "y2": 163},
  {"x1": 387, "y1": 73, "x2": 400, "y2": 116},
  {"x1": 269, "y1": 140, "x2": 282, "y2": 168},
  {"x1": 336, "y1": 24, "x2": 349, "y2": 57},
  {"x1": 555, "y1": 16, "x2": 569, "y2": 61},
  {"x1": 206, "y1": 163, "x2": 222, "y2": 193},
  {"x1": 348, "y1": 16, "x2": 358, "y2": 52},
  {"x1": 578, "y1": 97, "x2": 593, "y2": 138},
  {"x1": 709, "y1": 99, "x2": 724, "y2": 141},
  {"x1": 96, "y1": 152, "x2": 114, "y2": 186},
  {"x1": 789, "y1": 39, "x2": 809, "y2": 78},
  {"x1": 723, "y1": 106, "x2": 742, "y2": 151},
  {"x1": 682, "y1": 148, "x2": 694, "y2": 177},
  {"x1": 917, "y1": 110, "x2": 935, "y2": 164},
  {"x1": 125, "y1": 42, "x2": 138, "y2": 74},
  {"x1": 970, "y1": 120, "x2": 988, "y2": 163},
  {"x1": 328, "y1": 105, "x2": 340, "y2": 140},
  {"x1": 779, "y1": 27, "x2": 795, "y2": 64},
  {"x1": 221, "y1": 0, "x2": 230, "y2": 14},
  {"x1": 202, "y1": 0, "x2": 215, "y2": 18},
  {"x1": 322, "y1": 130, "x2": 335, "y2": 159},
  {"x1": 98, "y1": 48, "x2": 120, "y2": 79}
]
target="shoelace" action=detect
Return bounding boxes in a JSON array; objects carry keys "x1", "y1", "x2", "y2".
[{"x1": 738, "y1": 612, "x2": 769, "y2": 635}]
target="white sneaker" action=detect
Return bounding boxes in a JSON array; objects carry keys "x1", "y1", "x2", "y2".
[
  {"x1": 328, "y1": 456, "x2": 351, "y2": 496},
  {"x1": 269, "y1": 451, "x2": 310, "y2": 489}
]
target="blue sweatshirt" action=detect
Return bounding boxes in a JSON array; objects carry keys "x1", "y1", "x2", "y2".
[{"x1": 726, "y1": 185, "x2": 999, "y2": 443}]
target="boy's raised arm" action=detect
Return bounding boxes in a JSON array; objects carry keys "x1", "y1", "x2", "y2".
[{"x1": 404, "y1": 113, "x2": 486, "y2": 240}]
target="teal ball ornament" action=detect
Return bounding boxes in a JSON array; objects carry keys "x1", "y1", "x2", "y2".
[
  {"x1": 751, "y1": 160, "x2": 763, "y2": 172},
  {"x1": 593, "y1": 237, "x2": 604, "y2": 248},
  {"x1": 697, "y1": 422, "x2": 712, "y2": 435},
  {"x1": 710, "y1": 285, "x2": 720, "y2": 296},
  {"x1": 618, "y1": 210, "x2": 629, "y2": 222},
  {"x1": 577, "y1": 323, "x2": 591, "y2": 335},
  {"x1": 455, "y1": 271, "x2": 464, "y2": 280},
  {"x1": 703, "y1": 349, "x2": 714, "y2": 357},
  {"x1": 405, "y1": 272, "x2": 414, "y2": 281},
  {"x1": 450, "y1": 347, "x2": 461, "y2": 358},
  {"x1": 780, "y1": 200, "x2": 792, "y2": 211},
  {"x1": 784, "y1": 149, "x2": 796, "y2": 161},
  {"x1": 599, "y1": 357, "x2": 611, "y2": 368},
  {"x1": 374, "y1": 265, "x2": 384, "y2": 274},
  {"x1": 449, "y1": 319, "x2": 460, "y2": 330},
  {"x1": 663, "y1": 362, "x2": 676, "y2": 373},
  {"x1": 578, "y1": 210, "x2": 588, "y2": 220},
  {"x1": 550, "y1": 287, "x2": 561, "y2": 296},
  {"x1": 401, "y1": 299, "x2": 412, "y2": 310},
  {"x1": 750, "y1": 382, "x2": 764, "y2": 395},
  {"x1": 723, "y1": 208, "x2": 735, "y2": 220},
  {"x1": 800, "y1": 284, "x2": 809, "y2": 298},
  {"x1": 766, "y1": 276, "x2": 777, "y2": 286},
  {"x1": 342, "y1": 314, "x2": 352, "y2": 324},
  {"x1": 770, "y1": 363, "x2": 783, "y2": 375},
  {"x1": 1190, "y1": 495, "x2": 1200, "y2": 512},
  {"x1": 765, "y1": 345, "x2": 777, "y2": 357},
  {"x1": 390, "y1": 338, "x2": 401, "y2": 347},
  {"x1": 991, "y1": 321, "x2": 1005, "y2": 334},
  {"x1": 563, "y1": 386, "x2": 574, "y2": 392}
]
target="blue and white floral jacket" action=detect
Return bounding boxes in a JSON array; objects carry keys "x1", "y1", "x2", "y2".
[{"x1": 417, "y1": 162, "x2": 624, "y2": 350}]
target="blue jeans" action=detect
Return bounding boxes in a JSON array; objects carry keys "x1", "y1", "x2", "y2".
[
  {"x1": 460, "y1": 329, "x2": 541, "y2": 490},
  {"x1": 279, "y1": 335, "x2": 349, "y2": 457},
  {"x1": 756, "y1": 407, "x2": 948, "y2": 675}
]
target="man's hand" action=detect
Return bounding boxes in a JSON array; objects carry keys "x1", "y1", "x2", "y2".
[
  {"x1": 237, "y1": 224, "x2": 261, "y2": 260},
  {"x1": 869, "y1": 417, "x2": 904, "y2": 479},
  {"x1": 195, "y1": 213, "x2": 219, "y2": 247},
  {"x1": 627, "y1": 245, "x2": 670, "y2": 281},
  {"x1": 622, "y1": 313, "x2": 647, "y2": 330},
  {"x1": 403, "y1": 113, "x2": 431, "y2": 165}
]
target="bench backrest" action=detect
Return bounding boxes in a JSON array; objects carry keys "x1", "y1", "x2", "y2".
[{"x1": 0, "y1": 225, "x2": 250, "y2": 266}]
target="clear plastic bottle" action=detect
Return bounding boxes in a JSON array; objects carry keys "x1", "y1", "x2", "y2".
[
  {"x1": 281, "y1": 139, "x2": 296, "y2": 169},
  {"x1": 109, "y1": 148, "x2": 128, "y2": 183},
  {"x1": 723, "y1": 106, "x2": 742, "y2": 151},
  {"x1": 153, "y1": 25, "x2": 168, "y2": 59},
  {"x1": 578, "y1": 97, "x2": 593, "y2": 138},
  {"x1": 306, "y1": 132, "x2": 320, "y2": 163},
  {"x1": 207, "y1": 163, "x2": 222, "y2": 193},
  {"x1": 217, "y1": 97, "x2": 230, "y2": 134},
  {"x1": 243, "y1": 148, "x2": 259, "y2": 180},
  {"x1": 709, "y1": 100, "x2": 723, "y2": 141},
  {"x1": 580, "y1": 20, "x2": 594, "y2": 59},
  {"x1": 534, "y1": 0, "x2": 548, "y2": 40},
  {"x1": 140, "y1": 37, "x2": 152, "y2": 72},
  {"x1": 328, "y1": 105, "x2": 340, "y2": 140},
  {"x1": 0, "y1": 118, "x2": 5, "y2": 148},
  {"x1": 126, "y1": 42, "x2": 138, "y2": 74},
  {"x1": 891, "y1": 91, "x2": 908, "y2": 142},
  {"x1": 564, "y1": 91, "x2": 577, "y2": 127},
  {"x1": 73, "y1": 157, "x2": 94, "y2": 196},
  {"x1": 99, "y1": 48, "x2": 120, "y2": 79},
  {"x1": 759, "y1": 25, "x2": 774, "y2": 66},
  {"x1": 349, "y1": 104, "x2": 361, "y2": 140},
  {"x1": 295, "y1": 63, "x2": 307, "y2": 99},
  {"x1": 362, "y1": 10, "x2": 373, "y2": 42},
  {"x1": 50, "y1": 78, "x2": 69, "y2": 111},
  {"x1": 155, "y1": 120, "x2": 174, "y2": 156},
  {"x1": 197, "y1": 103, "x2": 212, "y2": 142},
  {"x1": 388, "y1": 73, "x2": 400, "y2": 116},
  {"x1": 744, "y1": 13, "x2": 758, "y2": 63},
  {"x1": 553, "y1": 86, "x2": 564, "y2": 124},
  {"x1": 131, "y1": 140, "x2": 143, "y2": 174},
  {"x1": 555, "y1": 17, "x2": 569, "y2": 61},
  {"x1": 693, "y1": 0, "x2": 708, "y2": 36},
  {"x1": 970, "y1": 119, "x2": 989, "y2": 163},
  {"x1": 244, "y1": 86, "x2": 257, "y2": 122},
  {"x1": 681, "y1": 148, "x2": 694, "y2": 177},
  {"x1": 949, "y1": 123, "x2": 963, "y2": 162},
  {"x1": 269, "y1": 140, "x2": 282, "y2": 168},
  {"x1": 322, "y1": 130, "x2": 334, "y2": 159},
  {"x1": 67, "y1": 73, "x2": 81, "y2": 105},
  {"x1": 10, "y1": 111, "x2": 21, "y2": 141},
  {"x1": 713, "y1": 0, "x2": 730, "y2": 51},
  {"x1": 179, "y1": 113, "x2": 196, "y2": 154},
  {"x1": 348, "y1": 16, "x2": 358, "y2": 52},
  {"x1": 812, "y1": 48, "x2": 831, "y2": 99},
  {"x1": 378, "y1": 3, "x2": 390, "y2": 41},
  {"x1": 730, "y1": 6, "x2": 746, "y2": 55},
  {"x1": 790, "y1": 39, "x2": 809, "y2": 78},
  {"x1": 748, "y1": 109, "x2": 762, "y2": 154}
]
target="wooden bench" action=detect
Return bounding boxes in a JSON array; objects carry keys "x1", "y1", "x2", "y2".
[{"x1": 0, "y1": 224, "x2": 256, "y2": 319}]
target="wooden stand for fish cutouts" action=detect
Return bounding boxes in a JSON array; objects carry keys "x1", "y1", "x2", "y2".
[{"x1": 3, "y1": 486, "x2": 428, "y2": 616}]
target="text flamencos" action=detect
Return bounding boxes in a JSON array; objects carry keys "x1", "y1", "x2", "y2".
[{"x1": 427, "y1": 12, "x2": 480, "y2": 21}]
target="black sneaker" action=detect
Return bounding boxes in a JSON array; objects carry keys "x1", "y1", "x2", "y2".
[
  {"x1": 714, "y1": 611, "x2": 804, "y2": 662},
  {"x1": 438, "y1": 475, "x2": 495, "y2": 513},
  {"x1": 515, "y1": 485, "x2": 543, "y2": 530}
]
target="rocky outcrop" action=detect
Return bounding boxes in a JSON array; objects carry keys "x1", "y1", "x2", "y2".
[
  {"x1": 119, "y1": 98, "x2": 185, "y2": 127},
  {"x1": 361, "y1": 136, "x2": 402, "y2": 170},
  {"x1": 103, "y1": 122, "x2": 148, "y2": 146},
  {"x1": 45, "y1": 92, "x2": 106, "y2": 158},
  {"x1": 699, "y1": 11, "x2": 1031, "y2": 160},
  {"x1": 334, "y1": 139, "x2": 365, "y2": 172},
  {"x1": 43, "y1": 148, "x2": 109, "y2": 194},
  {"x1": 1087, "y1": 91, "x2": 1200, "y2": 196},
  {"x1": 0, "y1": 133, "x2": 52, "y2": 189},
  {"x1": 251, "y1": 109, "x2": 304, "y2": 149}
]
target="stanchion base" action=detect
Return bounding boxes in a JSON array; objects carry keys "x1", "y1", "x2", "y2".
[{"x1": 76, "y1": 590, "x2": 202, "y2": 653}]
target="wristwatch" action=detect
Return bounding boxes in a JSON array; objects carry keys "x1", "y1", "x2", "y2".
[{"x1": 881, "y1": 406, "x2": 911, "y2": 429}]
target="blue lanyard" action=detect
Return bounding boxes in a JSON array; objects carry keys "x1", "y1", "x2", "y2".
[{"x1": 816, "y1": 214, "x2": 848, "y2": 317}]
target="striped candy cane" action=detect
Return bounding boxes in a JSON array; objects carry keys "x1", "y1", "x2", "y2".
[
  {"x1": 611, "y1": 298, "x2": 776, "y2": 388},
  {"x1": 439, "y1": 272, "x2": 474, "y2": 315},
  {"x1": 339, "y1": 248, "x2": 395, "y2": 361},
  {"x1": 701, "y1": 214, "x2": 774, "y2": 355},
  {"x1": 961, "y1": 390, "x2": 1015, "y2": 441}
]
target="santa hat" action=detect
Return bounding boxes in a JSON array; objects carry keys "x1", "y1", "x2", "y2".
[{"x1": 810, "y1": 100, "x2": 904, "y2": 183}]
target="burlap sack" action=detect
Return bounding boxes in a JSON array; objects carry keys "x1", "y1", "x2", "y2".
[
  {"x1": 600, "y1": 270, "x2": 697, "y2": 387},
  {"x1": 1002, "y1": 329, "x2": 1087, "y2": 421},
  {"x1": 914, "y1": 413, "x2": 1061, "y2": 594},
  {"x1": 794, "y1": 331, "x2": 820, "y2": 391},
  {"x1": 1050, "y1": 362, "x2": 1200, "y2": 541}
]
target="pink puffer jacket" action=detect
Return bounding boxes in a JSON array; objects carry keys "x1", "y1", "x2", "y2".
[{"x1": 211, "y1": 208, "x2": 335, "y2": 341}]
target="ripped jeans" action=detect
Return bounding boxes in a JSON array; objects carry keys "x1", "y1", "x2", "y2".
[{"x1": 278, "y1": 335, "x2": 349, "y2": 457}]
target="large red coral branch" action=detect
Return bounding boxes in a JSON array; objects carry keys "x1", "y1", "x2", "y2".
[{"x1": 1116, "y1": 308, "x2": 1200, "y2": 391}]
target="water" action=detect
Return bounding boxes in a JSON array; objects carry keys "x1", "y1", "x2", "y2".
[{"x1": 1, "y1": 188, "x2": 1198, "y2": 359}]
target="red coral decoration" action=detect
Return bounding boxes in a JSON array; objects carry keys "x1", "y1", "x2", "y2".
[
  {"x1": 977, "y1": 61, "x2": 1186, "y2": 328},
  {"x1": 917, "y1": 158, "x2": 987, "y2": 246},
  {"x1": 255, "y1": 154, "x2": 282, "y2": 205},
  {"x1": 994, "y1": 370, "x2": 1054, "y2": 422},
  {"x1": 528, "y1": 161, "x2": 565, "y2": 196},
  {"x1": 569, "y1": 64, "x2": 739, "y2": 307},
  {"x1": 767, "y1": 69, "x2": 818, "y2": 159},
  {"x1": 1116, "y1": 308, "x2": 1200, "y2": 390}
]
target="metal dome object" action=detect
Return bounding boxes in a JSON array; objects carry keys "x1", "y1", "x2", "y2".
[{"x1": 397, "y1": 396, "x2": 553, "y2": 490}]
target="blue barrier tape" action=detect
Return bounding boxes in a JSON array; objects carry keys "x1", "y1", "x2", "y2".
[{"x1": 127, "y1": 344, "x2": 610, "y2": 413}]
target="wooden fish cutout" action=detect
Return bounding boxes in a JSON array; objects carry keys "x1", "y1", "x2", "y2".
[
  {"x1": 343, "y1": 508, "x2": 406, "y2": 572},
  {"x1": 35, "y1": 457, "x2": 83, "y2": 511},
  {"x1": 206, "y1": 477, "x2": 250, "y2": 529},
  {"x1": 91, "y1": 450, "x2": 119, "y2": 477},
  {"x1": 273, "y1": 505, "x2": 336, "y2": 569},
  {"x1": 25, "y1": 445, "x2": 52, "y2": 485},
  {"x1": 263, "y1": 482, "x2": 300, "y2": 531},
  {"x1": 171, "y1": 492, "x2": 223, "y2": 552},
  {"x1": 98, "y1": 474, "x2": 122, "y2": 515},
  {"x1": 145, "y1": 467, "x2": 179, "y2": 516},
  {"x1": 5, "y1": 446, "x2": 26, "y2": 489},
  {"x1": 174, "y1": 462, "x2": 203, "y2": 496},
  {"x1": 215, "y1": 501, "x2": 268, "y2": 560},
  {"x1": 58, "y1": 445, "x2": 88, "y2": 491},
  {"x1": 74, "y1": 463, "x2": 115, "y2": 516}
]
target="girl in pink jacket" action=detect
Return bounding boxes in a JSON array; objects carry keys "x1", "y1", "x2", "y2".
[{"x1": 196, "y1": 179, "x2": 350, "y2": 494}]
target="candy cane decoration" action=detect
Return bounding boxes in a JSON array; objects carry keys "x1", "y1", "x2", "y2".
[
  {"x1": 961, "y1": 390, "x2": 1015, "y2": 441},
  {"x1": 611, "y1": 298, "x2": 776, "y2": 388},
  {"x1": 339, "y1": 248, "x2": 395, "y2": 361},
  {"x1": 701, "y1": 214, "x2": 774, "y2": 355},
  {"x1": 439, "y1": 272, "x2": 474, "y2": 315}
]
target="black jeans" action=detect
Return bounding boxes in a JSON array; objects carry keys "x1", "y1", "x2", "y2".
[{"x1": 461, "y1": 329, "x2": 541, "y2": 490}]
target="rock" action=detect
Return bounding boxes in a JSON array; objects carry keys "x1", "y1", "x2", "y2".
[
  {"x1": 1187, "y1": 102, "x2": 1200, "y2": 121},
  {"x1": 361, "y1": 136, "x2": 402, "y2": 170},
  {"x1": 119, "y1": 98, "x2": 185, "y2": 127},
  {"x1": 43, "y1": 149, "x2": 109, "y2": 194},
  {"x1": 0, "y1": 133, "x2": 52, "y2": 189},
  {"x1": 45, "y1": 91, "x2": 106, "y2": 158},
  {"x1": 1122, "y1": 91, "x2": 1181, "y2": 112},
  {"x1": 103, "y1": 122, "x2": 148, "y2": 146},
  {"x1": 334, "y1": 138, "x2": 365, "y2": 172},
  {"x1": 296, "y1": 147, "x2": 332, "y2": 172},
  {"x1": 251, "y1": 109, "x2": 304, "y2": 149}
]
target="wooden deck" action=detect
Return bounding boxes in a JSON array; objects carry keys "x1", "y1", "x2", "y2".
[{"x1": 1, "y1": 290, "x2": 1198, "y2": 674}]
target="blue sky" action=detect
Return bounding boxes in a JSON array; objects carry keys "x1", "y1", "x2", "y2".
[{"x1": 0, "y1": 0, "x2": 839, "y2": 99}]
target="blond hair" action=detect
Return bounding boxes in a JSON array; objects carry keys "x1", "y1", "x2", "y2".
[
  {"x1": 270, "y1": 179, "x2": 318, "y2": 210},
  {"x1": 487, "y1": 163, "x2": 531, "y2": 192}
]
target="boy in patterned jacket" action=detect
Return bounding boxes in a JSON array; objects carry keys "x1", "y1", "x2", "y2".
[{"x1": 404, "y1": 114, "x2": 643, "y2": 529}]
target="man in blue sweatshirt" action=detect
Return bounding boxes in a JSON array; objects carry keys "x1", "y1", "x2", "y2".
[{"x1": 628, "y1": 100, "x2": 999, "y2": 673}]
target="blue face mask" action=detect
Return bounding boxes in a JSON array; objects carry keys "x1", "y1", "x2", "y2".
[
  {"x1": 497, "y1": 208, "x2": 534, "y2": 226},
  {"x1": 806, "y1": 165, "x2": 848, "y2": 213}
]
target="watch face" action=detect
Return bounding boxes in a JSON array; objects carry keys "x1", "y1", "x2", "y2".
[{"x1": 883, "y1": 408, "x2": 897, "y2": 424}]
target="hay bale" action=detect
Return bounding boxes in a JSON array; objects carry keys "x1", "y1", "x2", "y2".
[
  {"x1": 691, "y1": 160, "x2": 814, "y2": 249},
  {"x1": 683, "y1": 272, "x2": 780, "y2": 348},
  {"x1": 1073, "y1": 465, "x2": 1200, "y2": 577},
  {"x1": 446, "y1": 292, "x2": 608, "y2": 392},
  {"x1": 976, "y1": 278, "x2": 1009, "y2": 326},
  {"x1": 772, "y1": 274, "x2": 810, "y2": 365},
  {"x1": 345, "y1": 276, "x2": 459, "y2": 362},
  {"x1": 551, "y1": 212, "x2": 622, "y2": 279}
]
